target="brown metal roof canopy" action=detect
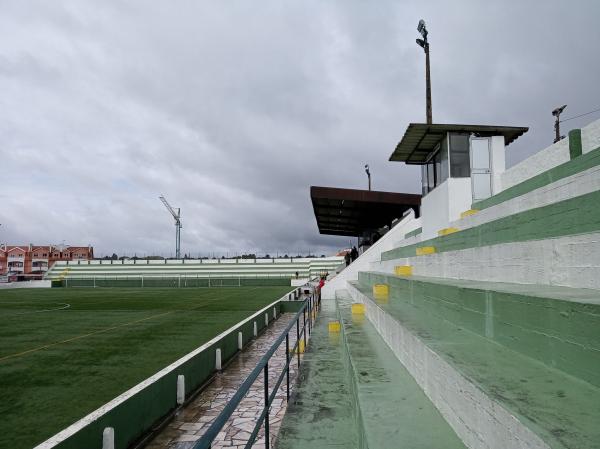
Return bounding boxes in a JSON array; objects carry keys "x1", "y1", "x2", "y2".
[
  {"x1": 311, "y1": 186, "x2": 421, "y2": 237},
  {"x1": 389, "y1": 123, "x2": 529, "y2": 164}
]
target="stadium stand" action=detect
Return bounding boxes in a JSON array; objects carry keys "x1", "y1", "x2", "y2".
[
  {"x1": 293, "y1": 118, "x2": 600, "y2": 449},
  {"x1": 45, "y1": 257, "x2": 343, "y2": 287}
]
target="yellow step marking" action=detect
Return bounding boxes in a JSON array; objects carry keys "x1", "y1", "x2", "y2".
[
  {"x1": 460, "y1": 209, "x2": 479, "y2": 218},
  {"x1": 416, "y1": 246, "x2": 436, "y2": 256},
  {"x1": 438, "y1": 227, "x2": 459, "y2": 236},
  {"x1": 351, "y1": 303, "x2": 366, "y2": 314},
  {"x1": 394, "y1": 265, "x2": 413, "y2": 276},
  {"x1": 328, "y1": 320, "x2": 341, "y2": 333}
]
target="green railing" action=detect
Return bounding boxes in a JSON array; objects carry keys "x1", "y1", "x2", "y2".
[{"x1": 192, "y1": 291, "x2": 318, "y2": 449}]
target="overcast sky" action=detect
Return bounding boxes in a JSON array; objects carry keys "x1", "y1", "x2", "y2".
[{"x1": 1, "y1": 1, "x2": 599, "y2": 257}]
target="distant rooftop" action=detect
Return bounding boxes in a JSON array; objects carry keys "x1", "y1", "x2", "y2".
[{"x1": 389, "y1": 123, "x2": 529, "y2": 164}]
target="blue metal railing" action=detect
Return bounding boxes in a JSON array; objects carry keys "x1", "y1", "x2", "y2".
[{"x1": 192, "y1": 291, "x2": 318, "y2": 449}]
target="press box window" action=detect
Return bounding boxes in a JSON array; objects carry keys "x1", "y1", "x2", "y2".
[{"x1": 449, "y1": 133, "x2": 470, "y2": 177}]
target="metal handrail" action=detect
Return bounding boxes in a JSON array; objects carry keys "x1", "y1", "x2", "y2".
[{"x1": 192, "y1": 292, "x2": 318, "y2": 449}]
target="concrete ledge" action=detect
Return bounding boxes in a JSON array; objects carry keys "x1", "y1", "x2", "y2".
[
  {"x1": 347, "y1": 282, "x2": 550, "y2": 449},
  {"x1": 373, "y1": 232, "x2": 600, "y2": 290},
  {"x1": 0, "y1": 280, "x2": 51, "y2": 288}
]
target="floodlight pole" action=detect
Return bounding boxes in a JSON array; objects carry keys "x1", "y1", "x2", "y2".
[
  {"x1": 365, "y1": 164, "x2": 371, "y2": 191},
  {"x1": 416, "y1": 20, "x2": 432, "y2": 124},
  {"x1": 425, "y1": 41, "x2": 432, "y2": 124},
  {"x1": 552, "y1": 104, "x2": 567, "y2": 143}
]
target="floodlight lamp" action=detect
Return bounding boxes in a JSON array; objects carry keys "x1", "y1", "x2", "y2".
[
  {"x1": 417, "y1": 20, "x2": 428, "y2": 38},
  {"x1": 552, "y1": 104, "x2": 567, "y2": 117},
  {"x1": 416, "y1": 38, "x2": 426, "y2": 48}
]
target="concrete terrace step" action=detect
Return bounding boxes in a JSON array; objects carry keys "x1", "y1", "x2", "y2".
[
  {"x1": 372, "y1": 232, "x2": 600, "y2": 290},
  {"x1": 348, "y1": 274, "x2": 600, "y2": 449},
  {"x1": 335, "y1": 294, "x2": 467, "y2": 449},
  {"x1": 382, "y1": 188, "x2": 600, "y2": 263},
  {"x1": 275, "y1": 299, "x2": 358, "y2": 449}
]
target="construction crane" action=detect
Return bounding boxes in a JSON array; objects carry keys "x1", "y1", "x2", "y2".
[{"x1": 159, "y1": 195, "x2": 182, "y2": 259}]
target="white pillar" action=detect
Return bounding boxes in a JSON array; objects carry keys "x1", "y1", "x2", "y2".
[
  {"x1": 491, "y1": 135, "x2": 506, "y2": 195},
  {"x1": 215, "y1": 348, "x2": 222, "y2": 370},
  {"x1": 273, "y1": 307, "x2": 277, "y2": 319},
  {"x1": 253, "y1": 321, "x2": 258, "y2": 337},
  {"x1": 177, "y1": 374, "x2": 185, "y2": 405},
  {"x1": 264, "y1": 312, "x2": 269, "y2": 326},
  {"x1": 238, "y1": 331, "x2": 243, "y2": 350},
  {"x1": 102, "y1": 427, "x2": 114, "y2": 449}
]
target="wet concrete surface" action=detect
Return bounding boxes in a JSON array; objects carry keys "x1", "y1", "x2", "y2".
[{"x1": 275, "y1": 300, "x2": 358, "y2": 449}]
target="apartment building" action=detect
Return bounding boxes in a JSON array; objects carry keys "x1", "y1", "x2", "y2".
[{"x1": 0, "y1": 244, "x2": 94, "y2": 280}]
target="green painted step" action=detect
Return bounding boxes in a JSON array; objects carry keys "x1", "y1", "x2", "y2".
[
  {"x1": 336, "y1": 295, "x2": 467, "y2": 449},
  {"x1": 276, "y1": 299, "x2": 359, "y2": 449},
  {"x1": 353, "y1": 273, "x2": 600, "y2": 449},
  {"x1": 473, "y1": 144, "x2": 600, "y2": 211},
  {"x1": 382, "y1": 189, "x2": 600, "y2": 261}
]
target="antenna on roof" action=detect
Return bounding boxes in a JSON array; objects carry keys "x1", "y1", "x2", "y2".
[{"x1": 159, "y1": 195, "x2": 182, "y2": 259}]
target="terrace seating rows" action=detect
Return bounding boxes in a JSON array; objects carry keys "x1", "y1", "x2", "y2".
[
  {"x1": 347, "y1": 273, "x2": 600, "y2": 449},
  {"x1": 335, "y1": 293, "x2": 467, "y2": 449},
  {"x1": 44, "y1": 258, "x2": 343, "y2": 282},
  {"x1": 313, "y1": 140, "x2": 600, "y2": 449}
]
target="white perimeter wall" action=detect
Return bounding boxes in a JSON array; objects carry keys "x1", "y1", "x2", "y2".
[
  {"x1": 582, "y1": 119, "x2": 600, "y2": 154},
  {"x1": 0, "y1": 280, "x2": 51, "y2": 288},
  {"x1": 502, "y1": 118, "x2": 600, "y2": 191},
  {"x1": 421, "y1": 178, "x2": 471, "y2": 240}
]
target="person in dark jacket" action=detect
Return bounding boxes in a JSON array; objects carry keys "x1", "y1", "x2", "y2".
[{"x1": 351, "y1": 246, "x2": 358, "y2": 262}]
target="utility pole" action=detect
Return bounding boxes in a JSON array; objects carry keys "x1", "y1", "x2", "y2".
[
  {"x1": 159, "y1": 195, "x2": 182, "y2": 259},
  {"x1": 552, "y1": 104, "x2": 567, "y2": 143},
  {"x1": 416, "y1": 19, "x2": 432, "y2": 124},
  {"x1": 364, "y1": 164, "x2": 371, "y2": 191}
]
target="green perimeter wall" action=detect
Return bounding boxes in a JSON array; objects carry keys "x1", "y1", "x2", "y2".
[
  {"x1": 53, "y1": 298, "x2": 294, "y2": 449},
  {"x1": 404, "y1": 228, "x2": 422, "y2": 239}
]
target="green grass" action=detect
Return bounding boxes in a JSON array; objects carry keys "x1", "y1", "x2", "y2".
[{"x1": 0, "y1": 286, "x2": 292, "y2": 449}]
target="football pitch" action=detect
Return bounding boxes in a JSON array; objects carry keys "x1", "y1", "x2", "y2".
[{"x1": 0, "y1": 286, "x2": 293, "y2": 449}]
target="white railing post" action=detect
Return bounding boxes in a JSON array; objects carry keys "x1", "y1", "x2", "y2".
[
  {"x1": 238, "y1": 331, "x2": 243, "y2": 350},
  {"x1": 102, "y1": 427, "x2": 114, "y2": 449},
  {"x1": 177, "y1": 374, "x2": 185, "y2": 405},
  {"x1": 264, "y1": 312, "x2": 269, "y2": 326},
  {"x1": 253, "y1": 321, "x2": 258, "y2": 337},
  {"x1": 215, "y1": 348, "x2": 222, "y2": 370}
]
